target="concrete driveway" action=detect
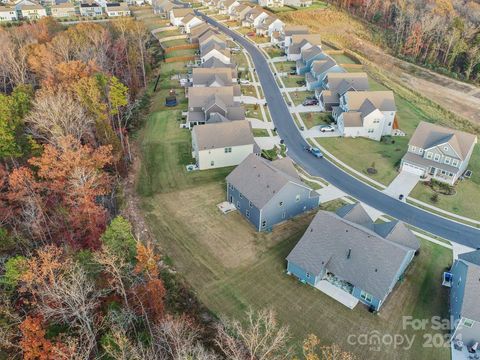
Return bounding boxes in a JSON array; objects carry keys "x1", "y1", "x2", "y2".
[{"x1": 383, "y1": 171, "x2": 421, "y2": 201}]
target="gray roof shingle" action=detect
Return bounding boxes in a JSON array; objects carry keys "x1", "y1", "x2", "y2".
[{"x1": 287, "y1": 204, "x2": 419, "y2": 300}]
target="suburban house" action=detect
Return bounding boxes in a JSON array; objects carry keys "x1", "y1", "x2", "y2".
[
  {"x1": 218, "y1": 0, "x2": 238, "y2": 14},
  {"x1": 180, "y1": 14, "x2": 203, "y2": 33},
  {"x1": 50, "y1": 3, "x2": 76, "y2": 18},
  {"x1": 449, "y1": 250, "x2": 480, "y2": 349},
  {"x1": 305, "y1": 56, "x2": 344, "y2": 91},
  {"x1": 0, "y1": 6, "x2": 18, "y2": 21},
  {"x1": 242, "y1": 7, "x2": 268, "y2": 28},
  {"x1": 79, "y1": 2, "x2": 102, "y2": 16},
  {"x1": 230, "y1": 3, "x2": 253, "y2": 21},
  {"x1": 333, "y1": 91, "x2": 396, "y2": 141},
  {"x1": 190, "y1": 23, "x2": 216, "y2": 43},
  {"x1": 255, "y1": 15, "x2": 284, "y2": 37},
  {"x1": 200, "y1": 42, "x2": 230, "y2": 64},
  {"x1": 282, "y1": 25, "x2": 309, "y2": 49},
  {"x1": 284, "y1": 0, "x2": 312, "y2": 6},
  {"x1": 153, "y1": 0, "x2": 174, "y2": 18},
  {"x1": 186, "y1": 86, "x2": 244, "y2": 127},
  {"x1": 19, "y1": 3, "x2": 47, "y2": 19},
  {"x1": 191, "y1": 67, "x2": 235, "y2": 86},
  {"x1": 192, "y1": 120, "x2": 258, "y2": 170},
  {"x1": 200, "y1": 57, "x2": 237, "y2": 71},
  {"x1": 169, "y1": 7, "x2": 193, "y2": 26},
  {"x1": 226, "y1": 154, "x2": 319, "y2": 231},
  {"x1": 296, "y1": 45, "x2": 325, "y2": 75},
  {"x1": 199, "y1": 31, "x2": 226, "y2": 50},
  {"x1": 105, "y1": 3, "x2": 130, "y2": 17},
  {"x1": 258, "y1": 0, "x2": 284, "y2": 7},
  {"x1": 400, "y1": 121, "x2": 477, "y2": 185},
  {"x1": 316, "y1": 72, "x2": 369, "y2": 111},
  {"x1": 286, "y1": 203, "x2": 420, "y2": 311},
  {"x1": 286, "y1": 34, "x2": 322, "y2": 61}
]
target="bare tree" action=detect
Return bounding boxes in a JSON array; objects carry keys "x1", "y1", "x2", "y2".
[
  {"x1": 215, "y1": 308, "x2": 292, "y2": 360},
  {"x1": 26, "y1": 92, "x2": 94, "y2": 146}
]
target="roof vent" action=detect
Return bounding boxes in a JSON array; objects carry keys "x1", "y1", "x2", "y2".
[
  {"x1": 375, "y1": 268, "x2": 378, "y2": 272},
  {"x1": 347, "y1": 248, "x2": 351, "y2": 259}
]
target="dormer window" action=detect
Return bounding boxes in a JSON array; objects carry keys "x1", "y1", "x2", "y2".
[{"x1": 444, "y1": 146, "x2": 449, "y2": 152}]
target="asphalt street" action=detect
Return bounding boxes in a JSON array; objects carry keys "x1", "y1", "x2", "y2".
[{"x1": 196, "y1": 11, "x2": 480, "y2": 247}]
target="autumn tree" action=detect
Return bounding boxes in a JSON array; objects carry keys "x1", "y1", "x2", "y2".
[
  {"x1": 3, "y1": 137, "x2": 112, "y2": 248},
  {"x1": 215, "y1": 308, "x2": 292, "y2": 360}
]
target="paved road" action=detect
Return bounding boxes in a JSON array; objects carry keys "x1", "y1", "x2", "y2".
[{"x1": 196, "y1": 11, "x2": 480, "y2": 247}]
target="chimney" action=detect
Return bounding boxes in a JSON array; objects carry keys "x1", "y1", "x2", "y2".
[{"x1": 347, "y1": 248, "x2": 351, "y2": 259}]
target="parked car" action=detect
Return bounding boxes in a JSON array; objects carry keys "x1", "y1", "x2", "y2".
[
  {"x1": 239, "y1": 79, "x2": 250, "y2": 85},
  {"x1": 320, "y1": 125, "x2": 335, "y2": 132},
  {"x1": 303, "y1": 99, "x2": 318, "y2": 106},
  {"x1": 307, "y1": 146, "x2": 323, "y2": 158},
  {"x1": 289, "y1": 69, "x2": 297, "y2": 75}
]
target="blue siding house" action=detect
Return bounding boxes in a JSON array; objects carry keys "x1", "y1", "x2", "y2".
[
  {"x1": 450, "y1": 250, "x2": 480, "y2": 349},
  {"x1": 226, "y1": 154, "x2": 319, "y2": 232},
  {"x1": 306, "y1": 56, "x2": 345, "y2": 91},
  {"x1": 295, "y1": 45, "x2": 326, "y2": 75},
  {"x1": 286, "y1": 203, "x2": 420, "y2": 311}
]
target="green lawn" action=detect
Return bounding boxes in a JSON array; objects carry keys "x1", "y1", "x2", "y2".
[
  {"x1": 265, "y1": 46, "x2": 285, "y2": 58},
  {"x1": 241, "y1": 85, "x2": 257, "y2": 97},
  {"x1": 282, "y1": 75, "x2": 305, "y2": 88},
  {"x1": 232, "y1": 51, "x2": 249, "y2": 70},
  {"x1": 301, "y1": 112, "x2": 333, "y2": 128},
  {"x1": 155, "y1": 29, "x2": 182, "y2": 39},
  {"x1": 275, "y1": 61, "x2": 296, "y2": 72},
  {"x1": 165, "y1": 49, "x2": 197, "y2": 59},
  {"x1": 161, "y1": 38, "x2": 189, "y2": 47},
  {"x1": 290, "y1": 90, "x2": 315, "y2": 106},
  {"x1": 252, "y1": 128, "x2": 270, "y2": 137},
  {"x1": 244, "y1": 104, "x2": 264, "y2": 120},
  {"x1": 317, "y1": 136, "x2": 408, "y2": 185},
  {"x1": 331, "y1": 53, "x2": 360, "y2": 65}
]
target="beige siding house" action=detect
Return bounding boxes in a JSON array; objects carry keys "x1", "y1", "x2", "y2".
[{"x1": 192, "y1": 120, "x2": 257, "y2": 170}]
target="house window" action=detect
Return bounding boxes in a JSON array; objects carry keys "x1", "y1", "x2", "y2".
[
  {"x1": 261, "y1": 220, "x2": 266, "y2": 228},
  {"x1": 279, "y1": 201, "x2": 284, "y2": 207},
  {"x1": 239, "y1": 193, "x2": 243, "y2": 199},
  {"x1": 246, "y1": 209, "x2": 250, "y2": 218},
  {"x1": 419, "y1": 149, "x2": 424, "y2": 154},
  {"x1": 444, "y1": 146, "x2": 449, "y2": 152},
  {"x1": 236, "y1": 201, "x2": 240, "y2": 209},
  {"x1": 211, "y1": 160, "x2": 215, "y2": 166},
  {"x1": 434, "y1": 154, "x2": 440, "y2": 162},
  {"x1": 388, "y1": 122, "x2": 392, "y2": 126},
  {"x1": 306, "y1": 272, "x2": 311, "y2": 278},
  {"x1": 445, "y1": 157, "x2": 451, "y2": 165},
  {"x1": 249, "y1": 201, "x2": 253, "y2": 207},
  {"x1": 463, "y1": 319, "x2": 475, "y2": 328},
  {"x1": 426, "y1": 152, "x2": 433, "y2": 160},
  {"x1": 452, "y1": 159, "x2": 459, "y2": 167},
  {"x1": 295, "y1": 194, "x2": 300, "y2": 202},
  {"x1": 360, "y1": 291, "x2": 373, "y2": 303},
  {"x1": 282, "y1": 211, "x2": 286, "y2": 219},
  {"x1": 411, "y1": 146, "x2": 416, "y2": 152},
  {"x1": 224, "y1": 147, "x2": 232, "y2": 153}
]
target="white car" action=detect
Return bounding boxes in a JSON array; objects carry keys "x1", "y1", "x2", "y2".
[
  {"x1": 320, "y1": 124, "x2": 335, "y2": 132},
  {"x1": 240, "y1": 79, "x2": 250, "y2": 85}
]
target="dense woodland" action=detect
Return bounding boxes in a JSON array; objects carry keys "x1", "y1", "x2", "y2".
[
  {"x1": 329, "y1": 0, "x2": 480, "y2": 83},
  {"x1": 0, "y1": 17, "x2": 355, "y2": 360}
]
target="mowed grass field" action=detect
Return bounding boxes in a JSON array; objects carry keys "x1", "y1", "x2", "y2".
[{"x1": 136, "y1": 90, "x2": 452, "y2": 359}]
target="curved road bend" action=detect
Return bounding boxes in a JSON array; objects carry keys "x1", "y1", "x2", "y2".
[{"x1": 195, "y1": 11, "x2": 480, "y2": 247}]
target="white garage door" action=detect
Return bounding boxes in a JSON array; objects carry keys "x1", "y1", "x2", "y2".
[{"x1": 402, "y1": 163, "x2": 425, "y2": 176}]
